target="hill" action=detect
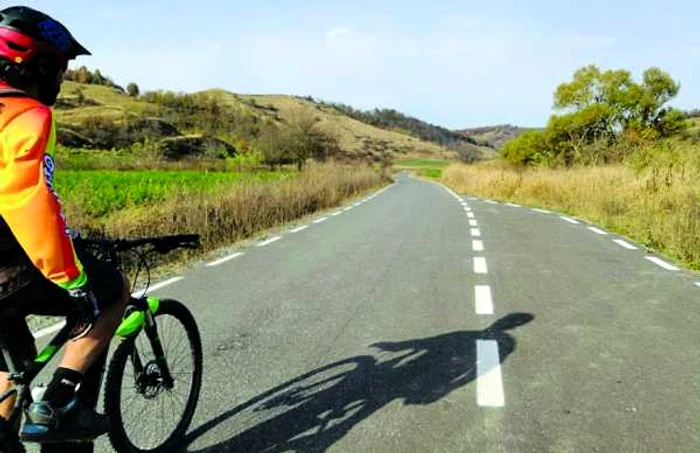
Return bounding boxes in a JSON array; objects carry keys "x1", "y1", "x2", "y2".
[
  {"x1": 457, "y1": 125, "x2": 531, "y2": 149},
  {"x1": 55, "y1": 81, "x2": 455, "y2": 163}
]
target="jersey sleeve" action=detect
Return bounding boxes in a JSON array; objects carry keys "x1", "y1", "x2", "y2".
[{"x1": 0, "y1": 106, "x2": 86, "y2": 289}]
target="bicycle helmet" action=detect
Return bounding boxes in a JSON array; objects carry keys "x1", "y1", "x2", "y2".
[{"x1": 0, "y1": 6, "x2": 90, "y2": 105}]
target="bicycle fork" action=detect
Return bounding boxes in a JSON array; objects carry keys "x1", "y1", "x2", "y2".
[{"x1": 128, "y1": 298, "x2": 174, "y2": 390}]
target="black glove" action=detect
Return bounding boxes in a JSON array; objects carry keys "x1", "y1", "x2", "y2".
[{"x1": 66, "y1": 284, "x2": 100, "y2": 340}]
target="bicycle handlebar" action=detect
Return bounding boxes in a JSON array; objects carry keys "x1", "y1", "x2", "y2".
[{"x1": 75, "y1": 234, "x2": 201, "y2": 254}]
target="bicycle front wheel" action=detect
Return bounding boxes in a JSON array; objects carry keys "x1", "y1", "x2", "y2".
[{"x1": 104, "y1": 299, "x2": 203, "y2": 453}]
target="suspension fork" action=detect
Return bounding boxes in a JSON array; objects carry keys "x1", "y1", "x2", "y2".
[{"x1": 135, "y1": 298, "x2": 174, "y2": 389}]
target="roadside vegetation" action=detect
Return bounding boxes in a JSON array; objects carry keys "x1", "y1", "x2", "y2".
[
  {"x1": 442, "y1": 65, "x2": 700, "y2": 270},
  {"x1": 53, "y1": 68, "x2": 399, "y2": 271}
]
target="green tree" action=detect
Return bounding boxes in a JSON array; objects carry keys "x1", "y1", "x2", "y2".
[{"x1": 127, "y1": 82, "x2": 140, "y2": 97}]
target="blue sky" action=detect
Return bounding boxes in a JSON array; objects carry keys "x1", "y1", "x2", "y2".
[{"x1": 21, "y1": 0, "x2": 700, "y2": 128}]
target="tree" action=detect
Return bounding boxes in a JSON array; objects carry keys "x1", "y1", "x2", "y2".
[
  {"x1": 127, "y1": 82, "x2": 140, "y2": 97},
  {"x1": 554, "y1": 65, "x2": 684, "y2": 138}
]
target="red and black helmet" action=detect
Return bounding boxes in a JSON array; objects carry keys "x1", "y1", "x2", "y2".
[{"x1": 0, "y1": 6, "x2": 90, "y2": 70}]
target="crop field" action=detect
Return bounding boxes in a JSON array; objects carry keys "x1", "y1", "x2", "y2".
[{"x1": 57, "y1": 169, "x2": 295, "y2": 218}]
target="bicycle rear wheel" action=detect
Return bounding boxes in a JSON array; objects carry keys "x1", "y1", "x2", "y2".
[{"x1": 104, "y1": 299, "x2": 203, "y2": 453}]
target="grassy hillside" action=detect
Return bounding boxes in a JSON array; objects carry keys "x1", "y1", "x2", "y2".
[
  {"x1": 56, "y1": 81, "x2": 451, "y2": 161},
  {"x1": 229, "y1": 93, "x2": 451, "y2": 158},
  {"x1": 457, "y1": 125, "x2": 531, "y2": 149}
]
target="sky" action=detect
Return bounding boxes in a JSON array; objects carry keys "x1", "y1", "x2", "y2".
[{"x1": 20, "y1": 0, "x2": 700, "y2": 128}]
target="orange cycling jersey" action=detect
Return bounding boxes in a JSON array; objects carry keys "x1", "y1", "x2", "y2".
[{"x1": 0, "y1": 83, "x2": 85, "y2": 290}]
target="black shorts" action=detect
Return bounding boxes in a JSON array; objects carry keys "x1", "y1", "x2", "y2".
[{"x1": 0, "y1": 250, "x2": 125, "y2": 372}]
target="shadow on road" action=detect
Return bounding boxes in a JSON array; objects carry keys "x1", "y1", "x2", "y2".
[{"x1": 185, "y1": 312, "x2": 534, "y2": 452}]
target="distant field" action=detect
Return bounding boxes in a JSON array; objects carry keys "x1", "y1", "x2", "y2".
[
  {"x1": 57, "y1": 169, "x2": 294, "y2": 218},
  {"x1": 393, "y1": 158, "x2": 452, "y2": 168}
]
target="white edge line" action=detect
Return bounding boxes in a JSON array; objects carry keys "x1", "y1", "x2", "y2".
[
  {"x1": 694, "y1": 282, "x2": 700, "y2": 288},
  {"x1": 33, "y1": 321, "x2": 67, "y2": 339},
  {"x1": 505, "y1": 203, "x2": 521, "y2": 208},
  {"x1": 476, "y1": 340, "x2": 505, "y2": 407},
  {"x1": 206, "y1": 252, "x2": 244, "y2": 267},
  {"x1": 331, "y1": 211, "x2": 343, "y2": 216},
  {"x1": 256, "y1": 236, "x2": 282, "y2": 247},
  {"x1": 132, "y1": 276, "x2": 184, "y2": 298},
  {"x1": 645, "y1": 256, "x2": 680, "y2": 271},
  {"x1": 312, "y1": 217, "x2": 328, "y2": 224},
  {"x1": 533, "y1": 208, "x2": 551, "y2": 214},
  {"x1": 344, "y1": 207, "x2": 353, "y2": 211},
  {"x1": 588, "y1": 227, "x2": 608, "y2": 235},
  {"x1": 614, "y1": 239, "x2": 637, "y2": 250},
  {"x1": 290, "y1": 225, "x2": 309, "y2": 233},
  {"x1": 561, "y1": 216, "x2": 580, "y2": 224}
]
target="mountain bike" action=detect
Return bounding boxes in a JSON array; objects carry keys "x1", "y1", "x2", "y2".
[{"x1": 0, "y1": 234, "x2": 204, "y2": 453}]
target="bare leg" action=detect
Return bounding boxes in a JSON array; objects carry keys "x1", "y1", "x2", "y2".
[{"x1": 59, "y1": 274, "x2": 130, "y2": 374}]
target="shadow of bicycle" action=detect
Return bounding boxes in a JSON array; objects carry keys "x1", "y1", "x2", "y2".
[{"x1": 185, "y1": 312, "x2": 534, "y2": 452}]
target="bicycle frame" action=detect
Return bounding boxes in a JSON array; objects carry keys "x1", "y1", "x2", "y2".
[{"x1": 0, "y1": 295, "x2": 170, "y2": 433}]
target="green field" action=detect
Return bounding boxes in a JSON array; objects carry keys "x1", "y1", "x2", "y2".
[
  {"x1": 57, "y1": 169, "x2": 295, "y2": 218},
  {"x1": 393, "y1": 158, "x2": 452, "y2": 168}
]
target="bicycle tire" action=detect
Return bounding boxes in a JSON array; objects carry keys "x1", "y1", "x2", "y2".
[{"x1": 103, "y1": 299, "x2": 203, "y2": 453}]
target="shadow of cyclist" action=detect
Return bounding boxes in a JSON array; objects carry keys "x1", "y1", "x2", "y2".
[{"x1": 185, "y1": 312, "x2": 534, "y2": 452}]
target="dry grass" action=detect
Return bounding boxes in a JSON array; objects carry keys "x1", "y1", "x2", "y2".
[
  {"x1": 442, "y1": 148, "x2": 700, "y2": 270},
  {"x1": 70, "y1": 162, "x2": 385, "y2": 260},
  {"x1": 235, "y1": 94, "x2": 448, "y2": 158}
]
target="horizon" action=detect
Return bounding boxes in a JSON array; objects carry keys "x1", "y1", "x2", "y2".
[{"x1": 21, "y1": 0, "x2": 700, "y2": 129}]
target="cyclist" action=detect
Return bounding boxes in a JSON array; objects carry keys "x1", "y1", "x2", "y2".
[{"x1": 0, "y1": 6, "x2": 130, "y2": 443}]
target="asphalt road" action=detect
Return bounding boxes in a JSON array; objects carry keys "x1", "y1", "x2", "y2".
[{"x1": 37, "y1": 172, "x2": 700, "y2": 452}]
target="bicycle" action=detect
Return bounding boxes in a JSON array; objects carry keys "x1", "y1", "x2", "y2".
[{"x1": 0, "y1": 234, "x2": 204, "y2": 453}]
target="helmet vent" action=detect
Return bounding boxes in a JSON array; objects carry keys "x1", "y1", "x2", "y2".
[{"x1": 6, "y1": 41, "x2": 28, "y2": 53}]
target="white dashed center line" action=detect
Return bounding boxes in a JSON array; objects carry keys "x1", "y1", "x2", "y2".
[
  {"x1": 695, "y1": 282, "x2": 700, "y2": 288},
  {"x1": 290, "y1": 225, "x2": 309, "y2": 233},
  {"x1": 256, "y1": 236, "x2": 282, "y2": 247},
  {"x1": 475, "y1": 285, "x2": 494, "y2": 315},
  {"x1": 476, "y1": 340, "x2": 505, "y2": 407},
  {"x1": 312, "y1": 217, "x2": 328, "y2": 224},
  {"x1": 614, "y1": 239, "x2": 637, "y2": 250},
  {"x1": 561, "y1": 216, "x2": 580, "y2": 224},
  {"x1": 469, "y1": 220, "x2": 478, "y2": 227},
  {"x1": 464, "y1": 207, "x2": 472, "y2": 213},
  {"x1": 467, "y1": 213, "x2": 475, "y2": 219},
  {"x1": 474, "y1": 257, "x2": 488, "y2": 274},
  {"x1": 473, "y1": 240, "x2": 484, "y2": 252},
  {"x1": 470, "y1": 228, "x2": 481, "y2": 237},
  {"x1": 206, "y1": 252, "x2": 244, "y2": 267},
  {"x1": 645, "y1": 256, "x2": 680, "y2": 271}
]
